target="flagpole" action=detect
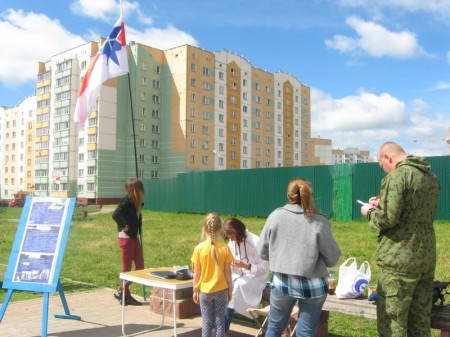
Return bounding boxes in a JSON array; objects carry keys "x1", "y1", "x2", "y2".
[
  {"x1": 126, "y1": 70, "x2": 146, "y2": 300},
  {"x1": 127, "y1": 74, "x2": 139, "y2": 178}
]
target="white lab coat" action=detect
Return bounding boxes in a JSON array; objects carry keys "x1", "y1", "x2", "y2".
[{"x1": 228, "y1": 230, "x2": 269, "y2": 318}]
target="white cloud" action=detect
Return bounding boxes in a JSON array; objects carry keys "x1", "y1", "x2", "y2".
[
  {"x1": 71, "y1": 0, "x2": 149, "y2": 24},
  {"x1": 427, "y1": 81, "x2": 450, "y2": 92},
  {"x1": 311, "y1": 88, "x2": 450, "y2": 156},
  {"x1": 338, "y1": 0, "x2": 450, "y2": 21},
  {"x1": 126, "y1": 25, "x2": 198, "y2": 50},
  {"x1": 325, "y1": 16, "x2": 433, "y2": 59},
  {"x1": 0, "y1": 9, "x2": 85, "y2": 87},
  {"x1": 70, "y1": 0, "x2": 197, "y2": 50}
]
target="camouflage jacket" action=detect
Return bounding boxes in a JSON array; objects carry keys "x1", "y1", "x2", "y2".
[{"x1": 366, "y1": 156, "x2": 440, "y2": 274}]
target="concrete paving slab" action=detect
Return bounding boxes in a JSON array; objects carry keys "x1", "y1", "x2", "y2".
[{"x1": 0, "y1": 288, "x2": 259, "y2": 337}]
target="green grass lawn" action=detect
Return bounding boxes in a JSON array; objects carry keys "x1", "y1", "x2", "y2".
[{"x1": 0, "y1": 207, "x2": 448, "y2": 336}]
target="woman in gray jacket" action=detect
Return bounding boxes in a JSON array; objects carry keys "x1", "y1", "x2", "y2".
[{"x1": 257, "y1": 177, "x2": 341, "y2": 337}]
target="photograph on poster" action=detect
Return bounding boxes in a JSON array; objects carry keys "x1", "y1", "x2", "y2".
[{"x1": 14, "y1": 253, "x2": 53, "y2": 283}]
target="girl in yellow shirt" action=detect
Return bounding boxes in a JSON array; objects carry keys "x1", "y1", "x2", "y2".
[{"x1": 191, "y1": 213, "x2": 233, "y2": 337}]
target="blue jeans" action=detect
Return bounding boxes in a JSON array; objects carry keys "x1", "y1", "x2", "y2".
[
  {"x1": 224, "y1": 307, "x2": 234, "y2": 332},
  {"x1": 265, "y1": 287, "x2": 326, "y2": 337}
]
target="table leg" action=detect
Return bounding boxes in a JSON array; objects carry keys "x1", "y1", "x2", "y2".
[
  {"x1": 121, "y1": 281, "x2": 167, "y2": 337},
  {"x1": 121, "y1": 280, "x2": 127, "y2": 336}
]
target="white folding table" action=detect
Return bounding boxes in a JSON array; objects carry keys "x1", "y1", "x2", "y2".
[{"x1": 120, "y1": 267, "x2": 193, "y2": 337}]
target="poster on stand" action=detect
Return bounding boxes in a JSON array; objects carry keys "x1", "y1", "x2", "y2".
[{"x1": 2, "y1": 197, "x2": 75, "y2": 293}]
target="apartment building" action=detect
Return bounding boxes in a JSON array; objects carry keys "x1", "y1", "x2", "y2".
[
  {"x1": 332, "y1": 147, "x2": 371, "y2": 164},
  {"x1": 1, "y1": 41, "x2": 311, "y2": 204},
  {"x1": 303, "y1": 137, "x2": 333, "y2": 166},
  {"x1": 0, "y1": 96, "x2": 36, "y2": 199}
]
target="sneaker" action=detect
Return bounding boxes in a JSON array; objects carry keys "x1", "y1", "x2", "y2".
[
  {"x1": 124, "y1": 295, "x2": 142, "y2": 306},
  {"x1": 113, "y1": 290, "x2": 122, "y2": 301}
]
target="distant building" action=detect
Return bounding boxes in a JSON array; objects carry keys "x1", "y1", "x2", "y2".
[
  {"x1": 332, "y1": 147, "x2": 371, "y2": 164},
  {"x1": 0, "y1": 96, "x2": 36, "y2": 199},
  {"x1": 303, "y1": 137, "x2": 332, "y2": 166}
]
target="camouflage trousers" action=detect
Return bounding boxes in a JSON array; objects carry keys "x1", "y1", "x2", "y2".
[{"x1": 377, "y1": 267, "x2": 434, "y2": 337}]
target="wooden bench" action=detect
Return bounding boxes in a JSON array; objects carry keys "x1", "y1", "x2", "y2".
[
  {"x1": 321, "y1": 294, "x2": 450, "y2": 337},
  {"x1": 249, "y1": 285, "x2": 450, "y2": 336}
]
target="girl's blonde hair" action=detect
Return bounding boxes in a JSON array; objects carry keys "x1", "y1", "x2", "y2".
[
  {"x1": 287, "y1": 177, "x2": 316, "y2": 218},
  {"x1": 125, "y1": 178, "x2": 145, "y2": 213},
  {"x1": 202, "y1": 213, "x2": 222, "y2": 265}
]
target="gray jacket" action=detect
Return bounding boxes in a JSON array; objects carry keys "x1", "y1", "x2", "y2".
[{"x1": 257, "y1": 204, "x2": 341, "y2": 278}]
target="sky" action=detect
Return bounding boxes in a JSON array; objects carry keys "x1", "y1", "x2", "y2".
[{"x1": 2, "y1": 0, "x2": 450, "y2": 159}]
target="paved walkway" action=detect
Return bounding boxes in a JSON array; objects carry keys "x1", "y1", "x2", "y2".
[{"x1": 0, "y1": 288, "x2": 259, "y2": 337}]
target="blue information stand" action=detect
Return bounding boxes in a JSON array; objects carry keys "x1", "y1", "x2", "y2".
[{"x1": 0, "y1": 196, "x2": 81, "y2": 337}]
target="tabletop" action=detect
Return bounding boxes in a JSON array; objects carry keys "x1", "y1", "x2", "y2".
[{"x1": 120, "y1": 267, "x2": 194, "y2": 290}]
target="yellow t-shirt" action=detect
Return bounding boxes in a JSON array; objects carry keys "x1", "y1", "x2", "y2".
[{"x1": 191, "y1": 240, "x2": 233, "y2": 294}]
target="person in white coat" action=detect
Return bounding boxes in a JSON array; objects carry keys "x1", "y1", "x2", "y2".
[{"x1": 223, "y1": 218, "x2": 269, "y2": 335}]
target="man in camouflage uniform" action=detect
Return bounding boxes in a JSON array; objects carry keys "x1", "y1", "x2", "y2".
[{"x1": 361, "y1": 142, "x2": 440, "y2": 337}]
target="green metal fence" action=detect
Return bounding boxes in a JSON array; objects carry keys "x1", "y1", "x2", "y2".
[{"x1": 144, "y1": 156, "x2": 450, "y2": 220}]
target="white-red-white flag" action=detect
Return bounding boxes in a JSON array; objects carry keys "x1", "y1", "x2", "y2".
[{"x1": 74, "y1": 15, "x2": 129, "y2": 126}]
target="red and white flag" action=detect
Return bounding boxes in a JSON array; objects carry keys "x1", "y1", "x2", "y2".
[{"x1": 74, "y1": 14, "x2": 129, "y2": 126}]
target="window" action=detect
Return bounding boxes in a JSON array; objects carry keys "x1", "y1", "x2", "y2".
[
  {"x1": 87, "y1": 166, "x2": 96, "y2": 175},
  {"x1": 152, "y1": 125, "x2": 160, "y2": 133},
  {"x1": 87, "y1": 150, "x2": 96, "y2": 159},
  {"x1": 88, "y1": 134, "x2": 97, "y2": 143},
  {"x1": 152, "y1": 95, "x2": 160, "y2": 103},
  {"x1": 140, "y1": 139, "x2": 146, "y2": 147},
  {"x1": 152, "y1": 109, "x2": 160, "y2": 118},
  {"x1": 202, "y1": 67, "x2": 210, "y2": 75}
]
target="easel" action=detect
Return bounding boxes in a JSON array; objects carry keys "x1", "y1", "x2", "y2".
[
  {"x1": 0, "y1": 197, "x2": 78, "y2": 337},
  {"x1": 0, "y1": 279, "x2": 81, "y2": 337}
]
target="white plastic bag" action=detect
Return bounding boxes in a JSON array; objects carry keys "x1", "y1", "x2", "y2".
[{"x1": 335, "y1": 258, "x2": 371, "y2": 299}]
